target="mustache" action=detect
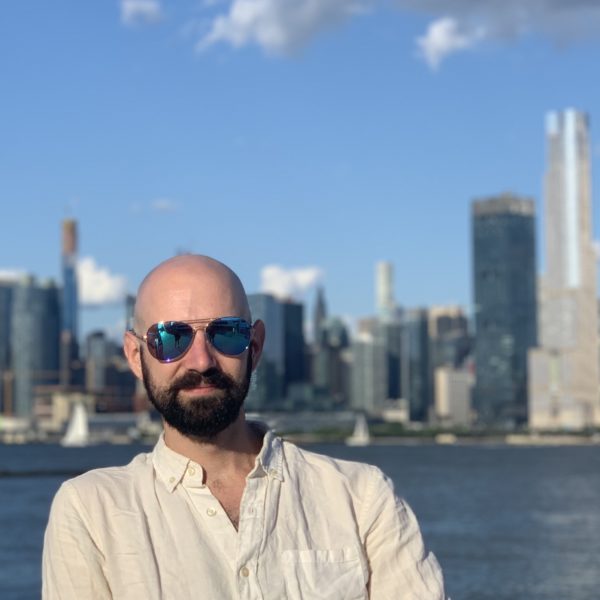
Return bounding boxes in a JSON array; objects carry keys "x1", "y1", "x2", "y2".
[{"x1": 168, "y1": 368, "x2": 234, "y2": 394}]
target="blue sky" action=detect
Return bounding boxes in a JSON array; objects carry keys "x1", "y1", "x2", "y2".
[{"x1": 2, "y1": 0, "x2": 600, "y2": 339}]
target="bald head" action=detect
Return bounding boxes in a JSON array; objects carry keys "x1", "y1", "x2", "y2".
[{"x1": 133, "y1": 255, "x2": 251, "y2": 331}]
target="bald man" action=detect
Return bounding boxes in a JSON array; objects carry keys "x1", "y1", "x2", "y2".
[{"x1": 43, "y1": 255, "x2": 446, "y2": 600}]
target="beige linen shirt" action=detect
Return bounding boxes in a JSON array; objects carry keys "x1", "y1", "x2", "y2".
[{"x1": 43, "y1": 428, "x2": 445, "y2": 599}]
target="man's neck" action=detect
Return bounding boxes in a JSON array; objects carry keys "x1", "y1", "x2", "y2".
[{"x1": 162, "y1": 414, "x2": 263, "y2": 479}]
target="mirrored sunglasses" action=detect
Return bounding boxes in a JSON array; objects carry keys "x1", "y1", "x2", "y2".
[{"x1": 130, "y1": 316, "x2": 252, "y2": 363}]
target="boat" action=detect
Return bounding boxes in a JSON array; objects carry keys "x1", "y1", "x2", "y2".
[
  {"x1": 346, "y1": 414, "x2": 370, "y2": 446},
  {"x1": 61, "y1": 402, "x2": 90, "y2": 447}
]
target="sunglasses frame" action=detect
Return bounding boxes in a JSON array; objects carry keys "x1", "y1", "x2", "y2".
[{"x1": 129, "y1": 316, "x2": 253, "y2": 363}]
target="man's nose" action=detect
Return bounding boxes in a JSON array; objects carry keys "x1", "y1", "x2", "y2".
[{"x1": 181, "y1": 330, "x2": 217, "y2": 371}]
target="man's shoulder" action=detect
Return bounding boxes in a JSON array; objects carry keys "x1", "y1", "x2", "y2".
[
  {"x1": 279, "y1": 438, "x2": 384, "y2": 487},
  {"x1": 56, "y1": 449, "x2": 153, "y2": 504}
]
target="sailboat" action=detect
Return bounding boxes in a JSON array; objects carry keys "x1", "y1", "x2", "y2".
[
  {"x1": 346, "y1": 414, "x2": 370, "y2": 446},
  {"x1": 61, "y1": 402, "x2": 90, "y2": 447}
]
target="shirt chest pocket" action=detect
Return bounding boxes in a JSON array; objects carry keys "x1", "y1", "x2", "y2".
[{"x1": 282, "y1": 547, "x2": 368, "y2": 600}]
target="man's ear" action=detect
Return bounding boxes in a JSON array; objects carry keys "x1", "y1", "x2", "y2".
[
  {"x1": 123, "y1": 331, "x2": 143, "y2": 381},
  {"x1": 249, "y1": 319, "x2": 265, "y2": 372}
]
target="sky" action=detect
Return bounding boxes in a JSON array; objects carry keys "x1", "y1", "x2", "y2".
[{"x1": 2, "y1": 0, "x2": 600, "y2": 340}]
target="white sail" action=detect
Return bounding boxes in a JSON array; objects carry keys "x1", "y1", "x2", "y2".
[
  {"x1": 346, "y1": 414, "x2": 370, "y2": 446},
  {"x1": 61, "y1": 402, "x2": 90, "y2": 447}
]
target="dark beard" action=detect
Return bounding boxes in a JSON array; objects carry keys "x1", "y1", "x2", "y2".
[{"x1": 141, "y1": 350, "x2": 252, "y2": 440}]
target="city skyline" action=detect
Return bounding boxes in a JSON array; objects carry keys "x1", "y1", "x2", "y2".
[{"x1": 3, "y1": 2, "x2": 600, "y2": 339}]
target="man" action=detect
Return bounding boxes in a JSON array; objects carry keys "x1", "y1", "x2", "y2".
[{"x1": 43, "y1": 255, "x2": 446, "y2": 599}]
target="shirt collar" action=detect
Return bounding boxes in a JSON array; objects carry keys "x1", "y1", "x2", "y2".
[
  {"x1": 152, "y1": 434, "x2": 193, "y2": 493},
  {"x1": 251, "y1": 424, "x2": 284, "y2": 482},
  {"x1": 151, "y1": 421, "x2": 284, "y2": 493}
]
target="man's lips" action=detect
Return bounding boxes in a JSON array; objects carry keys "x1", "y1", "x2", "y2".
[{"x1": 179, "y1": 384, "x2": 220, "y2": 395}]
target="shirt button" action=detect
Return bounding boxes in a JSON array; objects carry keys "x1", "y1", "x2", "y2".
[
  {"x1": 240, "y1": 566, "x2": 250, "y2": 578},
  {"x1": 169, "y1": 476, "x2": 175, "y2": 484},
  {"x1": 187, "y1": 467, "x2": 196, "y2": 477},
  {"x1": 206, "y1": 508, "x2": 217, "y2": 517}
]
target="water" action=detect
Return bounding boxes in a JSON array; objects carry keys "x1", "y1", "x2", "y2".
[{"x1": 1, "y1": 442, "x2": 599, "y2": 599}]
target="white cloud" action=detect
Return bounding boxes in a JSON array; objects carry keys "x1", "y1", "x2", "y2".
[
  {"x1": 198, "y1": 0, "x2": 370, "y2": 54},
  {"x1": 151, "y1": 198, "x2": 179, "y2": 213},
  {"x1": 77, "y1": 257, "x2": 128, "y2": 306},
  {"x1": 410, "y1": 0, "x2": 600, "y2": 68},
  {"x1": 0, "y1": 270, "x2": 26, "y2": 283},
  {"x1": 417, "y1": 16, "x2": 485, "y2": 69},
  {"x1": 260, "y1": 264, "x2": 324, "y2": 300},
  {"x1": 191, "y1": 0, "x2": 600, "y2": 67},
  {"x1": 121, "y1": 0, "x2": 163, "y2": 25}
]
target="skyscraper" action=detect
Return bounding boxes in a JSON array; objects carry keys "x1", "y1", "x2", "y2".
[
  {"x1": 60, "y1": 219, "x2": 79, "y2": 385},
  {"x1": 351, "y1": 331, "x2": 386, "y2": 414},
  {"x1": 246, "y1": 293, "x2": 285, "y2": 410},
  {"x1": 375, "y1": 261, "x2": 396, "y2": 322},
  {"x1": 0, "y1": 278, "x2": 16, "y2": 413},
  {"x1": 313, "y1": 286, "x2": 327, "y2": 345},
  {"x1": 313, "y1": 317, "x2": 351, "y2": 409},
  {"x1": 401, "y1": 308, "x2": 432, "y2": 422},
  {"x1": 472, "y1": 194, "x2": 537, "y2": 426},
  {"x1": 282, "y1": 299, "x2": 306, "y2": 397},
  {"x1": 529, "y1": 110, "x2": 600, "y2": 429},
  {"x1": 11, "y1": 276, "x2": 61, "y2": 417}
]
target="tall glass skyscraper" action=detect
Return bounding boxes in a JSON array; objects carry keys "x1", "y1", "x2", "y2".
[
  {"x1": 11, "y1": 276, "x2": 61, "y2": 417},
  {"x1": 401, "y1": 308, "x2": 432, "y2": 422},
  {"x1": 529, "y1": 110, "x2": 599, "y2": 429},
  {"x1": 246, "y1": 293, "x2": 285, "y2": 410},
  {"x1": 472, "y1": 194, "x2": 537, "y2": 426}
]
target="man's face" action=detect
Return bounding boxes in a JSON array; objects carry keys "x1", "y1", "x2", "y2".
[{"x1": 140, "y1": 348, "x2": 253, "y2": 439}]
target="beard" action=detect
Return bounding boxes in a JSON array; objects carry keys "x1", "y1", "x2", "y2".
[{"x1": 141, "y1": 350, "x2": 252, "y2": 440}]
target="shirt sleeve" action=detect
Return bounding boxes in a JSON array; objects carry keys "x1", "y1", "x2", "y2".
[
  {"x1": 42, "y1": 481, "x2": 112, "y2": 600},
  {"x1": 362, "y1": 468, "x2": 446, "y2": 600}
]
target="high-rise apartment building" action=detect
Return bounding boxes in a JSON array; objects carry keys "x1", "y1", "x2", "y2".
[
  {"x1": 60, "y1": 219, "x2": 79, "y2": 385},
  {"x1": 376, "y1": 261, "x2": 396, "y2": 322},
  {"x1": 529, "y1": 110, "x2": 600, "y2": 429},
  {"x1": 351, "y1": 331, "x2": 386, "y2": 414},
  {"x1": 472, "y1": 194, "x2": 537, "y2": 426}
]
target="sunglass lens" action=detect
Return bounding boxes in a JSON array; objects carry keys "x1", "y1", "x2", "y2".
[
  {"x1": 208, "y1": 318, "x2": 251, "y2": 356},
  {"x1": 148, "y1": 321, "x2": 194, "y2": 362}
]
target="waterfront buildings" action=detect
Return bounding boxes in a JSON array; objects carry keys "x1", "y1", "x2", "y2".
[
  {"x1": 472, "y1": 194, "x2": 538, "y2": 427},
  {"x1": 529, "y1": 110, "x2": 600, "y2": 429}
]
